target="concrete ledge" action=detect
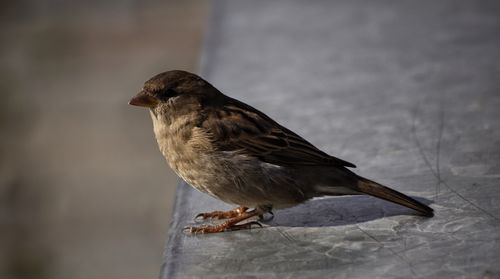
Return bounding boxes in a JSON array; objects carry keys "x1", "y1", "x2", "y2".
[{"x1": 161, "y1": 1, "x2": 500, "y2": 278}]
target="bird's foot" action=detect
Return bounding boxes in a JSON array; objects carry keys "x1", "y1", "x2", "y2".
[
  {"x1": 194, "y1": 206, "x2": 249, "y2": 221},
  {"x1": 185, "y1": 209, "x2": 261, "y2": 234},
  {"x1": 183, "y1": 221, "x2": 262, "y2": 234}
]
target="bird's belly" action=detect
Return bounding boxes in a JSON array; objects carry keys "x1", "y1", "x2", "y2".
[{"x1": 171, "y1": 151, "x2": 306, "y2": 207}]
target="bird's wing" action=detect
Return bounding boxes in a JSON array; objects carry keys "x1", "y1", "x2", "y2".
[{"x1": 201, "y1": 97, "x2": 356, "y2": 168}]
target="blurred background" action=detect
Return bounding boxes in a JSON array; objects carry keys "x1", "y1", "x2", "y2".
[{"x1": 0, "y1": 1, "x2": 208, "y2": 278}]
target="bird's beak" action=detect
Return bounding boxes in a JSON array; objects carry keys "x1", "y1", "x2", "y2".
[{"x1": 129, "y1": 91, "x2": 158, "y2": 108}]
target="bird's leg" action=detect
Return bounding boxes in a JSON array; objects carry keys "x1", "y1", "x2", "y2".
[
  {"x1": 194, "y1": 206, "x2": 248, "y2": 221},
  {"x1": 185, "y1": 209, "x2": 261, "y2": 234}
]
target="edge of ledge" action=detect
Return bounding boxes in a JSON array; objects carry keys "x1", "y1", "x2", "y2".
[{"x1": 160, "y1": 1, "x2": 226, "y2": 278}]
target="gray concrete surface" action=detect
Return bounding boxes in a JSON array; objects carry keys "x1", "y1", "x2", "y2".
[{"x1": 162, "y1": 0, "x2": 500, "y2": 278}]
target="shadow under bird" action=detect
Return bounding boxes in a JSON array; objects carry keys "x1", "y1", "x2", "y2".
[{"x1": 129, "y1": 70, "x2": 433, "y2": 233}]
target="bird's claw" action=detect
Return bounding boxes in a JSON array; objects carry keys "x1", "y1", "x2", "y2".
[
  {"x1": 259, "y1": 211, "x2": 274, "y2": 222},
  {"x1": 194, "y1": 213, "x2": 207, "y2": 222},
  {"x1": 229, "y1": 221, "x2": 263, "y2": 231},
  {"x1": 183, "y1": 225, "x2": 210, "y2": 234}
]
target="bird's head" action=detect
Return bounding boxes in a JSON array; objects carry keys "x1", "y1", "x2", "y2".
[{"x1": 129, "y1": 70, "x2": 219, "y2": 111}]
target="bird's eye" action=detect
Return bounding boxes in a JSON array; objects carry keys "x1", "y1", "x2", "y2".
[{"x1": 156, "y1": 88, "x2": 177, "y2": 100}]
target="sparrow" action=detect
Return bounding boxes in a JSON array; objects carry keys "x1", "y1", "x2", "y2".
[{"x1": 129, "y1": 70, "x2": 433, "y2": 234}]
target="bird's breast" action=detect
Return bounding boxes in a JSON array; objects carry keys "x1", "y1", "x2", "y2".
[{"x1": 150, "y1": 111, "x2": 216, "y2": 188}]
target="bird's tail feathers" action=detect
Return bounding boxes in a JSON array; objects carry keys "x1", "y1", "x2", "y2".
[{"x1": 355, "y1": 177, "x2": 434, "y2": 217}]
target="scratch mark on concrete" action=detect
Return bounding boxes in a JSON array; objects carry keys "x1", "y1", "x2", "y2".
[
  {"x1": 329, "y1": 207, "x2": 418, "y2": 277},
  {"x1": 435, "y1": 98, "x2": 445, "y2": 200},
  {"x1": 356, "y1": 225, "x2": 417, "y2": 278},
  {"x1": 411, "y1": 103, "x2": 499, "y2": 221},
  {"x1": 275, "y1": 227, "x2": 296, "y2": 244}
]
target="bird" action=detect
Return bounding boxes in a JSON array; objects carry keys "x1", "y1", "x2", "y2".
[{"x1": 129, "y1": 70, "x2": 434, "y2": 234}]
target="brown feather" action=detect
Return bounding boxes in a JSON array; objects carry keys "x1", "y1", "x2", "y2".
[
  {"x1": 202, "y1": 96, "x2": 356, "y2": 168},
  {"x1": 356, "y1": 177, "x2": 434, "y2": 217}
]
